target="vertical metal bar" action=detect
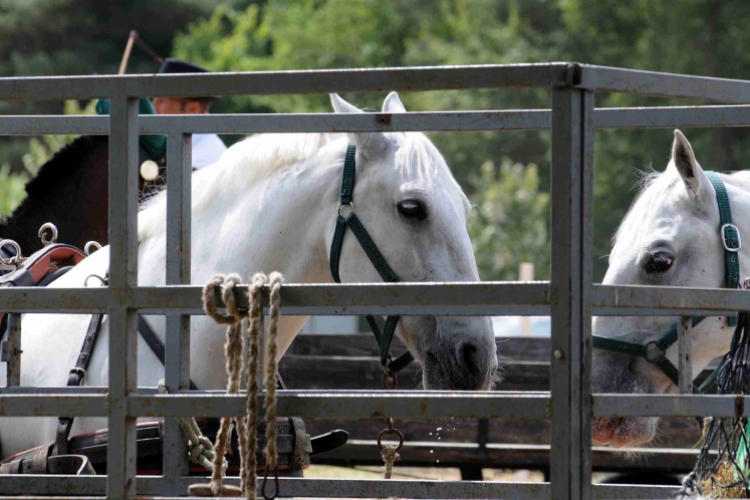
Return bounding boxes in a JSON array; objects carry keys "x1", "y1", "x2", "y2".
[
  {"x1": 6, "y1": 313, "x2": 21, "y2": 386},
  {"x1": 163, "y1": 133, "x2": 193, "y2": 479},
  {"x1": 107, "y1": 95, "x2": 139, "y2": 499},
  {"x1": 550, "y1": 86, "x2": 593, "y2": 500},
  {"x1": 679, "y1": 316, "x2": 693, "y2": 394}
]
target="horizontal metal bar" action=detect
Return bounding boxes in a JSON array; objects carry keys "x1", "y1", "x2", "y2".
[
  {"x1": 0, "y1": 386, "x2": 159, "y2": 394},
  {"x1": 0, "y1": 63, "x2": 572, "y2": 101},
  {"x1": 594, "y1": 394, "x2": 750, "y2": 417},
  {"x1": 7, "y1": 391, "x2": 749, "y2": 419},
  {"x1": 6, "y1": 105, "x2": 750, "y2": 136},
  {"x1": 0, "y1": 287, "x2": 114, "y2": 312},
  {"x1": 4, "y1": 283, "x2": 750, "y2": 316},
  {"x1": 128, "y1": 391, "x2": 550, "y2": 419},
  {"x1": 583, "y1": 64, "x2": 750, "y2": 103},
  {"x1": 0, "y1": 394, "x2": 107, "y2": 416},
  {"x1": 591, "y1": 284, "x2": 750, "y2": 316},
  {"x1": 0, "y1": 476, "x2": 680, "y2": 499},
  {"x1": 0, "y1": 282, "x2": 552, "y2": 315},
  {"x1": 595, "y1": 105, "x2": 750, "y2": 129}
]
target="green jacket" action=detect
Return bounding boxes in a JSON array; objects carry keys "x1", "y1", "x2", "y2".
[{"x1": 95, "y1": 98, "x2": 167, "y2": 160}]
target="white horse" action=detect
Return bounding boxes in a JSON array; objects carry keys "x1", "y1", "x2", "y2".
[
  {"x1": 0, "y1": 92, "x2": 497, "y2": 460},
  {"x1": 591, "y1": 129, "x2": 750, "y2": 448}
]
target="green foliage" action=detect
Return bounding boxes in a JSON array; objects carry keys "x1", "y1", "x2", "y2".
[
  {"x1": 0, "y1": 163, "x2": 28, "y2": 217},
  {"x1": 469, "y1": 159, "x2": 549, "y2": 281},
  {"x1": 6, "y1": 0, "x2": 750, "y2": 280}
]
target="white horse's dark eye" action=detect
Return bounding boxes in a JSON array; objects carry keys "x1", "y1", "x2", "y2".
[
  {"x1": 644, "y1": 251, "x2": 674, "y2": 274},
  {"x1": 397, "y1": 199, "x2": 427, "y2": 220}
]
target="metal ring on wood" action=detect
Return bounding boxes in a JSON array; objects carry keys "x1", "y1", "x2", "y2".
[
  {"x1": 84, "y1": 241, "x2": 102, "y2": 256},
  {"x1": 0, "y1": 239, "x2": 22, "y2": 265},
  {"x1": 38, "y1": 222, "x2": 58, "y2": 247},
  {"x1": 377, "y1": 427, "x2": 404, "y2": 452}
]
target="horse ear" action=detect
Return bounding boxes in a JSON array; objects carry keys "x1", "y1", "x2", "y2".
[
  {"x1": 329, "y1": 93, "x2": 391, "y2": 156},
  {"x1": 330, "y1": 93, "x2": 363, "y2": 114},
  {"x1": 382, "y1": 91, "x2": 406, "y2": 113},
  {"x1": 671, "y1": 129, "x2": 707, "y2": 197}
]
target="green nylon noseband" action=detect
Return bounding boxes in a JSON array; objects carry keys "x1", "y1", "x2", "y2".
[
  {"x1": 592, "y1": 171, "x2": 741, "y2": 393},
  {"x1": 329, "y1": 145, "x2": 414, "y2": 374}
]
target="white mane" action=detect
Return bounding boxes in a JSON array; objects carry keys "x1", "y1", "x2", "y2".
[
  {"x1": 138, "y1": 132, "x2": 341, "y2": 242},
  {"x1": 138, "y1": 130, "x2": 456, "y2": 244}
]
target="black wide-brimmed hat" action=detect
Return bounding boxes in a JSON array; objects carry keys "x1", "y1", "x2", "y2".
[
  {"x1": 157, "y1": 58, "x2": 218, "y2": 101},
  {"x1": 158, "y1": 58, "x2": 209, "y2": 74}
]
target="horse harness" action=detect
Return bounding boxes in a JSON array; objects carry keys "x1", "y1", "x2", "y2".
[
  {"x1": 329, "y1": 145, "x2": 414, "y2": 383},
  {"x1": 592, "y1": 171, "x2": 742, "y2": 393},
  {"x1": 0, "y1": 226, "x2": 348, "y2": 476}
]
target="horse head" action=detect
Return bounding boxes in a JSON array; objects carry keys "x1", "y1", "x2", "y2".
[
  {"x1": 592, "y1": 130, "x2": 750, "y2": 447},
  {"x1": 323, "y1": 92, "x2": 498, "y2": 390}
]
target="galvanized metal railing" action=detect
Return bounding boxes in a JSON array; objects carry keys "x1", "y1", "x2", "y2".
[{"x1": 1, "y1": 63, "x2": 750, "y2": 499}]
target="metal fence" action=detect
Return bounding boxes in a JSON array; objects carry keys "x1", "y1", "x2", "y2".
[{"x1": 2, "y1": 62, "x2": 750, "y2": 499}]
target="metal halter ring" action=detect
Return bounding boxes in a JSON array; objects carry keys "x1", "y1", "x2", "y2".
[
  {"x1": 38, "y1": 223, "x2": 58, "y2": 247},
  {"x1": 382, "y1": 369, "x2": 399, "y2": 390},
  {"x1": 337, "y1": 201, "x2": 354, "y2": 217},
  {"x1": 0, "y1": 239, "x2": 22, "y2": 265},
  {"x1": 377, "y1": 427, "x2": 404, "y2": 452},
  {"x1": 84, "y1": 241, "x2": 102, "y2": 256},
  {"x1": 644, "y1": 342, "x2": 666, "y2": 364}
]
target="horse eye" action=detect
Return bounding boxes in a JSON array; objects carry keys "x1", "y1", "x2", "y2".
[
  {"x1": 397, "y1": 199, "x2": 427, "y2": 220},
  {"x1": 644, "y1": 251, "x2": 674, "y2": 274}
]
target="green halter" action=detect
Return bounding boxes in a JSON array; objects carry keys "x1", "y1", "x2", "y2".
[
  {"x1": 592, "y1": 171, "x2": 741, "y2": 393},
  {"x1": 329, "y1": 145, "x2": 414, "y2": 376}
]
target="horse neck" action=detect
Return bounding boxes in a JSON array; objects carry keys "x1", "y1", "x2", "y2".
[{"x1": 139, "y1": 145, "x2": 343, "y2": 288}]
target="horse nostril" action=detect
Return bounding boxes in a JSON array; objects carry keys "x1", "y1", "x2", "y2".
[{"x1": 458, "y1": 342, "x2": 482, "y2": 376}]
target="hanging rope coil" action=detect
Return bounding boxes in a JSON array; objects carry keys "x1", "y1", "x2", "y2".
[{"x1": 191, "y1": 272, "x2": 282, "y2": 499}]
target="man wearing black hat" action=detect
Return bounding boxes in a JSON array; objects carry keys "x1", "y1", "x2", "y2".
[{"x1": 152, "y1": 58, "x2": 227, "y2": 170}]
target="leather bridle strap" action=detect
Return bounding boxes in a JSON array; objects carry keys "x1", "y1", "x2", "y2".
[
  {"x1": 329, "y1": 145, "x2": 413, "y2": 373},
  {"x1": 53, "y1": 312, "x2": 105, "y2": 455}
]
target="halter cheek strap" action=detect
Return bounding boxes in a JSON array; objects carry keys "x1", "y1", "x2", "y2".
[
  {"x1": 592, "y1": 171, "x2": 742, "y2": 393},
  {"x1": 329, "y1": 145, "x2": 413, "y2": 374}
]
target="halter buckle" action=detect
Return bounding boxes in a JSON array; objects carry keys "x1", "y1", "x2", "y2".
[{"x1": 721, "y1": 223, "x2": 741, "y2": 252}]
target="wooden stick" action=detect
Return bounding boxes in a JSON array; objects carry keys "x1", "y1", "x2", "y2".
[{"x1": 118, "y1": 30, "x2": 137, "y2": 75}]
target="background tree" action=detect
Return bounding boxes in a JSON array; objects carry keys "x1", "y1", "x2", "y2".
[{"x1": 4, "y1": 0, "x2": 750, "y2": 282}]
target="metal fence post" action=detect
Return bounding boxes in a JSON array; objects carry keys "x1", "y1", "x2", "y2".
[
  {"x1": 678, "y1": 316, "x2": 693, "y2": 393},
  {"x1": 3, "y1": 313, "x2": 21, "y2": 386},
  {"x1": 163, "y1": 133, "x2": 193, "y2": 479},
  {"x1": 550, "y1": 85, "x2": 594, "y2": 500},
  {"x1": 107, "y1": 95, "x2": 140, "y2": 499}
]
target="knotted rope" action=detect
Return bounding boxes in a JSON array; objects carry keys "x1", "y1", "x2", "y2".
[
  {"x1": 190, "y1": 273, "x2": 282, "y2": 499},
  {"x1": 157, "y1": 380, "x2": 227, "y2": 475},
  {"x1": 381, "y1": 446, "x2": 400, "y2": 479}
]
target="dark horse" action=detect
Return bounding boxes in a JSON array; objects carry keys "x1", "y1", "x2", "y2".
[{"x1": 0, "y1": 136, "x2": 110, "y2": 253}]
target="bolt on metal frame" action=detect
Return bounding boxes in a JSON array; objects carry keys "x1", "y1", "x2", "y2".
[{"x1": 1, "y1": 63, "x2": 750, "y2": 498}]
